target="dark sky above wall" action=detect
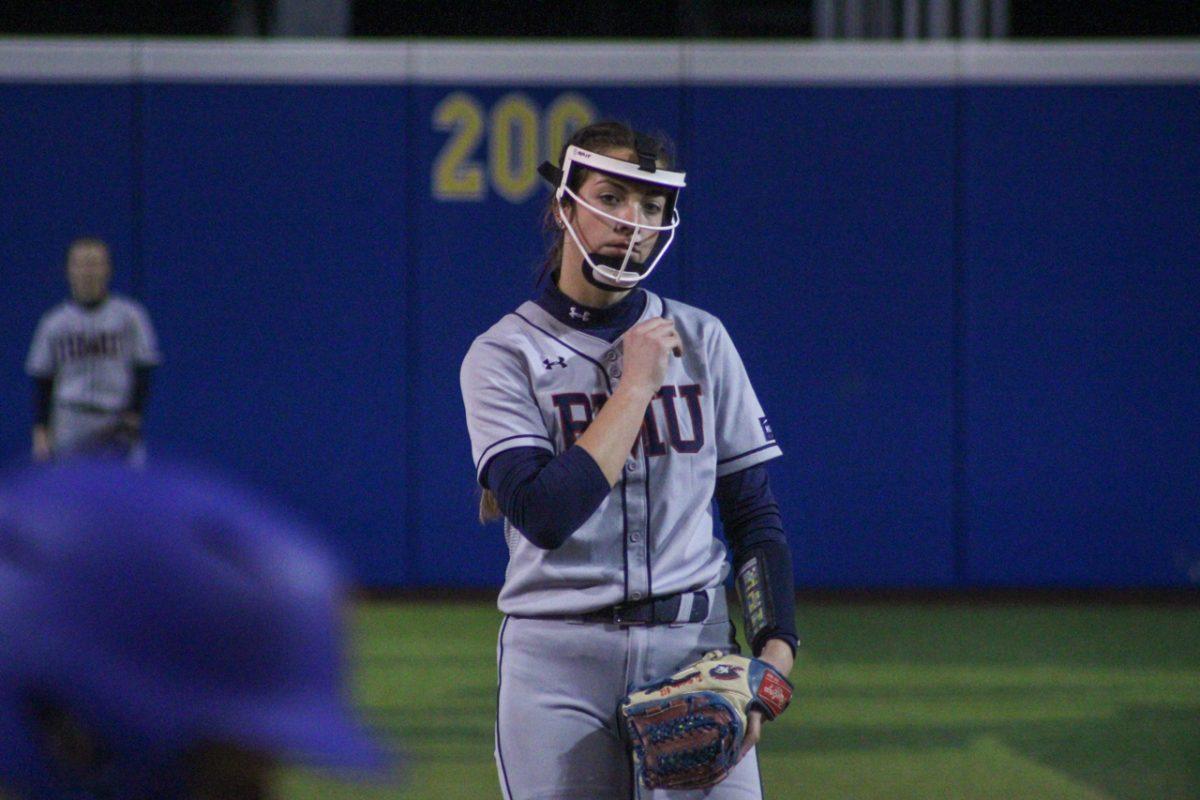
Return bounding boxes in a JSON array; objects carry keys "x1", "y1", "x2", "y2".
[{"x1": 3, "y1": 0, "x2": 1198, "y2": 38}]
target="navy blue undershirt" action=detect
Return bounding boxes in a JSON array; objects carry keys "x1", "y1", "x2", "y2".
[
  {"x1": 485, "y1": 445, "x2": 610, "y2": 549},
  {"x1": 534, "y1": 279, "x2": 647, "y2": 343},
  {"x1": 482, "y1": 280, "x2": 798, "y2": 653},
  {"x1": 713, "y1": 463, "x2": 799, "y2": 655}
]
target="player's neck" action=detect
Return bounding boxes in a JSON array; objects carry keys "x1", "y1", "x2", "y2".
[
  {"x1": 557, "y1": 260, "x2": 631, "y2": 309},
  {"x1": 72, "y1": 294, "x2": 109, "y2": 311}
]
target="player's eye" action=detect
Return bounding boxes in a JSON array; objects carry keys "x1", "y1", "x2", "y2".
[
  {"x1": 642, "y1": 201, "x2": 664, "y2": 216},
  {"x1": 598, "y1": 193, "x2": 620, "y2": 206}
]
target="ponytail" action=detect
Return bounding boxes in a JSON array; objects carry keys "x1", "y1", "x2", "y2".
[{"x1": 479, "y1": 489, "x2": 502, "y2": 524}]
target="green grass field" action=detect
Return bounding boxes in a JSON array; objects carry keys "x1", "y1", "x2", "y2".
[{"x1": 281, "y1": 601, "x2": 1200, "y2": 799}]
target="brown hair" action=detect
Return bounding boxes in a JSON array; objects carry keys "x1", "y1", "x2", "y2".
[
  {"x1": 478, "y1": 121, "x2": 673, "y2": 526},
  {"x1": 66, "y1": 236, "x2": 111, "y2": 264},
  {"x1": 479, "y1": 486, "x2": 502, "y2": 524}
]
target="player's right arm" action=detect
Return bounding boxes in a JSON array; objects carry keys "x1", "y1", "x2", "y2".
[
  {"x1": 461, "y1": 317, "x2": 681, "y2": 549},
  {"x1": 25, "y1": 313, "x2": 56, "y2": 462},
  {"x1": 31, "y1": 378, "x2": 53, "y2": 462},
  {"x1": 575, "y1": 317, "x2": 682, "y2": 485},
  {"x1": 463, "y1": 337, "x2": 608, "y2": 548}
]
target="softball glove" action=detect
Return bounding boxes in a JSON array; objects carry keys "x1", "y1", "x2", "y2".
[{"x1": 619, "y1": 650, "x2": 792, "y2": 791}]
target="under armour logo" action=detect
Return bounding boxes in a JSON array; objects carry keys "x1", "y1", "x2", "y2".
[
  {"x1": 568, "y1": 306, "x2": 591, "y2": 321},
  {"x1": 543, "y1": 357, "x2": 567, "y2": 370}
]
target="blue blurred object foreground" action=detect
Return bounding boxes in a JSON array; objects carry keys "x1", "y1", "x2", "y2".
[{"x1": 0, "y1": 459, "x2": 394, "y2": 799}]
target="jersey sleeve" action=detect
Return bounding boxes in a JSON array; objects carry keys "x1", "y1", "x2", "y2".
[
  {"x1": 129, "y1": 302, "x2": 162, "y2": 366},
  {"x1": 24, "y1": 313, "x2": 56, "y2": 378},
  {"x1": 461, "y1": 337, "x2": 556, "y2": 485},
  {"x1": 710, "y1": 321, "x2": 783, "y2": 477}
]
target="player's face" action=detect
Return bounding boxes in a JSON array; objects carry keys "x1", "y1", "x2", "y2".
[
  {"x1": 66, "y1": 242, "x2": 112, "y2": 304},
  {"x1": 565, "y1": 151, "x2": 666, "y2": 263}
]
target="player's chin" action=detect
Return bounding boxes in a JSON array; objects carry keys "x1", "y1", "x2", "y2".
[{"x1": 598, "y1": 261, "x2": 650, "y2": 284}]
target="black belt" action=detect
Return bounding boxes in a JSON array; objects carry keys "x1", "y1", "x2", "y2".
[
  {"x1": 56, "y1": 401, "x2": 118, "y2": 415},
  {"x1": 578, "y1": 590, "x2": 711, "y2": 626}
]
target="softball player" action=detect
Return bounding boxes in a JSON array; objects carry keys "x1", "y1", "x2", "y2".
[
  {"x1": 25, "y1": 238, "x2": 161, "y2": 464},
  {"x1": 461, "y1": 121, "x2": 798, "y2": 799}
]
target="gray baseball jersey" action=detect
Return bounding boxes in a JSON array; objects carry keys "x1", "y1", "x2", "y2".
[
  {"x1": 26, "y1": 294, "x2": 162, "y2": 412},
  {"x1": 461, "y1": 289, "x2": 782, "y2": 616}
]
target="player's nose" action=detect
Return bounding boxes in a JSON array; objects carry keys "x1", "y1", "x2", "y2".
[{"x1": 613, "y1": 201, "x2": 640, "y2": 228}]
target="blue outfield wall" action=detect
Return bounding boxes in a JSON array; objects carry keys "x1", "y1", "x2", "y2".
[
  {"x1": 0, "y1": 42, "x2": 1197, "y2": 589},
  {"x1": 960, "y1": 85, "x2": 1200, "y2": 587}
]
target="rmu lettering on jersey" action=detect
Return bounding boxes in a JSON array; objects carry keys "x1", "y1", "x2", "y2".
[
  {"x1": 553, "y1": 384, "x2": 705, "y2": 455},
  {"x1": 53, "y1": 330, "x2": 127, "y2": 362}
]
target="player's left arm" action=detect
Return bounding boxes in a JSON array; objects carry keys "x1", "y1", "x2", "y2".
[
  {"x1": 124, "y1": 302, "x2": 162, "y2": 429},
  {"x1": 718, "y1": 465, "x2": 797, "y2": 658},
  {"x1": 129, "y1": 301, "x2": 162, "y2": 366},
  {"x1": 716, "y1": 462, "x2": 798, "y2": 757},
  {"x1": 123, "y1": 365, "x2": 154, "y2": 427},
  {"x1": 703, "y1": 316, "x2": 796, "y2": 753},
  {"x1": 704, "y1": 320, "x2": 796, "y2": 657}
]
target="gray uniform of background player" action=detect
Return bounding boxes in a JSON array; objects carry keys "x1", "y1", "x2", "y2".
[
  {"x1": 26, "y1": 295, "x2": 161, "y2": 455},
  {"x1": 462, "y1": 290, "x2": 781, "y2": 799}
]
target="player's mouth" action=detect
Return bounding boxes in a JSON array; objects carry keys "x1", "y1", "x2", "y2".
[{"x1": 601, "y1": 242, "x2": 640, "y2": 255}]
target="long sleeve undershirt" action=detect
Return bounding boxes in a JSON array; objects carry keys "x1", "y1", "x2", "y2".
[
  {"x1": 714, "y1": 463, "x2": 798, "y2": 655},
  {"x1": 129, "y1": 365, "x2": 153, "y2": 414},
  {"x1": 483, "y1": 446, "x2": 610, "y2": 550},
  {"x1": 32, "y1": 378, "x2": 53, "y2": 426}
]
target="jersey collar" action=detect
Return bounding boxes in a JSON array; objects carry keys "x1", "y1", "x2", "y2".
[
  {"x1": 535, "y1": 280, "x2": 647, "y2": 342},
  {"x1": 71, "y1": 295, "x2": 110, "y2": 312}
]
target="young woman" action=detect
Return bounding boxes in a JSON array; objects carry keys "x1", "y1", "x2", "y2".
[
  {"x1": 461, "y1": 121, "x2": 797, "y2": 799},
  {"x1": 25, "y1": 238, "x2": 160, "y2": 465}
]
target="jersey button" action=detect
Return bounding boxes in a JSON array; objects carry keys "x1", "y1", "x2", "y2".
[
  {"x1": 625, "y1": 458, "x2": 638, "y2": 472},
  {"x1": 609, "y1": 366, "x2": 622, "y2": 379},
  {"x1": 630, "y1": 592, "x2": 643, "y2": 601},
  {"x1": 629, "y1": 529, "x2": 641, "y2": 543},
  {"x1": 604, "y1": 350, "x2": 619, "y2": 363}
]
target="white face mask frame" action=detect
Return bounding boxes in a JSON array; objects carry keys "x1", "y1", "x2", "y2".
[{"x1": 555, "y1": 146, "x2": 687, "y2": 289}]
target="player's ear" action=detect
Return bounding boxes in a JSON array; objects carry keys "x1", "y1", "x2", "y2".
[
  {"x1": 551, "y1": 205, "x2": 567, "y2": 229},
  {"x1": 558, "y1": 198, "x2": 578, "y2": 226}
]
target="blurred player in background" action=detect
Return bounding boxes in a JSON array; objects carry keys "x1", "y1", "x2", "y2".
[
  {"x1": 25, "y1": 237, "x2": 161, "y2": 465},
  {"x1": 0, "y1": 459, "x2": 393, "y2": 799}
]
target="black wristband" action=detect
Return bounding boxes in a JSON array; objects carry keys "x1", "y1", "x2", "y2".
[{"x1": 735, "y1": 541, "x2": 798, "y2": 656}]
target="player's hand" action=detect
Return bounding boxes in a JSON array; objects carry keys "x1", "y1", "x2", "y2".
[
  {"x1": 620, "y1": 317, "x2": 682, "y2": 398},
  {"x1": 32, "y1": 426, "x2": 52, "y2": 463},
  {"x1": 120, "y1": 411, "x2": 142, "y2": 434},
  {"x1": 738, "y1": 639, "x2": 796, "y2": 760},
  {"x1": 739, "y1": 709, "x2": 764, "y2": 760}
]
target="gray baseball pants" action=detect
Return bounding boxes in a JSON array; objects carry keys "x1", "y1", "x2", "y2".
[{"x1": 495, "y1": 589, "x2": 764, "y2": 799}]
